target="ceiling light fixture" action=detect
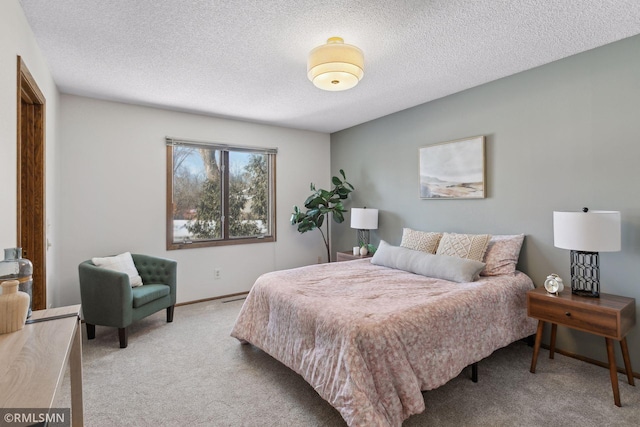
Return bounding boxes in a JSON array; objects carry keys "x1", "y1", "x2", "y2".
[{"x1": 307, "y1": 37, "x2": 364, "y2": 91}]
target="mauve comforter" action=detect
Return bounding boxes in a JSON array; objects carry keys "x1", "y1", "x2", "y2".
[{"x1": 231, "y1": 259, "x2": 537, "y2": 426}]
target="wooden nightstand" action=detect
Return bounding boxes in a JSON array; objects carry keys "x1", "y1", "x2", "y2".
[
  {"x1": 527, "y1": 287, "x2": 636, "y2": 407},
  {"x1": 336, "y1": 251, "x2": 373, "y2": 262}
]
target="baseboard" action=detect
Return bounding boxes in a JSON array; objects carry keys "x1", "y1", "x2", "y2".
[
  {"x1": 540, "y1": 343, "x2": 640, "y2": 379},
  {"x1": 175, "y1": 291, "x2": 249, "y2": 307}
]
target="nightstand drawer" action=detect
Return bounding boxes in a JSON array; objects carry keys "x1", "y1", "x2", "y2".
[{"x1": 528, "y1": 296, "x2": 618, "y2": 337}]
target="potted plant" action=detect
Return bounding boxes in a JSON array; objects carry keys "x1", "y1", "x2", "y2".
[{"x1": 290, "y1": 170, "x2": 354, "y2": 262}]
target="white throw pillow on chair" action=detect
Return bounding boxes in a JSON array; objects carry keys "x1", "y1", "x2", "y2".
[{"x1": 92, "y1": 252, "x2": 143, "y2": 287}]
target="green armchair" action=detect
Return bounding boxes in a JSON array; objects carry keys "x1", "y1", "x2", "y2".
[{"x1": 78, "y1": 254, "x2": 177, "y2": 348}]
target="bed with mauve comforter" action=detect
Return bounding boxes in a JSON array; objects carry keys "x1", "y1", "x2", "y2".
[{"x1": 231, "y1": 259, "x2": 536, "y2": 426}]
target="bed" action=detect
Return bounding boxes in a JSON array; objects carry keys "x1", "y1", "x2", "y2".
[{"x1": 231, "y1": 234, "x2": 537, "y2": 426}]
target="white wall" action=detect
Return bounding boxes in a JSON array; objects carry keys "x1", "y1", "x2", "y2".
[
  {"x1": 56, "y1": 94, "x2": 330, "y2": 305},
  {"x1": 0, "y1": 0, "x2": 60, "y2": 305}
]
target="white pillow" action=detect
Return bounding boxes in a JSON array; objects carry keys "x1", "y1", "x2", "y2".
[{"x1": 92, "y1": 252, "x2": 143, "y2": 287}]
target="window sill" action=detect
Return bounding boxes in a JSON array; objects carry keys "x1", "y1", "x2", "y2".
[{"x1": 167, "y1": 235, "x2": 275, "y2": 250}]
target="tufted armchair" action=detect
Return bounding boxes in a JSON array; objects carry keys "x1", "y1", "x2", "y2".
[{"x1": 78, "y1": 254, "x2": 177, "y2": 348}]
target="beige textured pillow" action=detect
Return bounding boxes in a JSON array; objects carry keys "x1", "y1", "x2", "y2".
[
  {"x1": 400, "y1": 228, "x2": 442, "y2": 254},
  {"x1": 436, "y1": 232, "x2": 491, "y2": 261}
]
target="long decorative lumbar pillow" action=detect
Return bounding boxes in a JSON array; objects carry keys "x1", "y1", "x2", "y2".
[{"x1": 371, "y1": 240, "x2": 486, "y2": 283}]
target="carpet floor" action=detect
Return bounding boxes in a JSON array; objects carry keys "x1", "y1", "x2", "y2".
[{"x1": 55, "y1": 298, "x2": 640, "y2": 426}]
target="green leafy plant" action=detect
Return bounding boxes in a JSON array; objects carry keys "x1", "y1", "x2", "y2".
[{"x1": 290, "y1": 169, "x2": 354, "y2": 262}]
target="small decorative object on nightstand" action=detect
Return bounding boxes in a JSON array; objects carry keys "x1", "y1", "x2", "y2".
[
  {"x1": 336, "y1": 251, "x2": 373, "y2": 262},
  {"x1": 543, "y1": 274, "x2": 564, "y2": 295},
  {"x1": 528, "y1": 287, "x2": 636, "y2": 407}
]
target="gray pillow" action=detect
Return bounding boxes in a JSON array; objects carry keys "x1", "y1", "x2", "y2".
[{"x1": 371, "y1": 240, "x2": 486, "y2": 283}]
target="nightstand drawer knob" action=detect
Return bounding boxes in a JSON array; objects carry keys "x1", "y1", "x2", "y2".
[{"x1": 565, "y1": 312, "x2": 571, "y2": 317}]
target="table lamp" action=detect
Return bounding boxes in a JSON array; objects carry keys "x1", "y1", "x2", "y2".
[
  {"x1": 350, "y1": 208, "x2": 378, "y2": 248},
  {"x1": 553, "y1": 208, "x2": 621, "y2": 297}
]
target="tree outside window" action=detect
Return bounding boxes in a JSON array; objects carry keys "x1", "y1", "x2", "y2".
[{"x1": 167, "y1": 139, "x2": 276, "y2": 249}]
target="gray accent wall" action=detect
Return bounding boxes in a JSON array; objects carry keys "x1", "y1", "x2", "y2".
[{"x1": 331, "y1": 35, "x2": 640, "y2": 371}]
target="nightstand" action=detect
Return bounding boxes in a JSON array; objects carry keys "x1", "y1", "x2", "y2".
[
  {"x1": 336, "y1": 251, "x2": 373, "y2": 262},
  {"x1": 527, "y1": 287, "x2": 636, "y2": 407}
]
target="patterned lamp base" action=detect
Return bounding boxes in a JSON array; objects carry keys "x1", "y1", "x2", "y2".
[
  {"x1": 570, "y1": 250, "x2": 600, "y2": 297},
  {"x1": 356, "y1": 229, "x2": 370, "y2": 248}
]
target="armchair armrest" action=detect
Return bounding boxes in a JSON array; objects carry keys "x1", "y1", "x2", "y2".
[
  {"x1": 78, "y1": 261, "x2": 134, "y2": 328},
  {"x1": 132, "y1": 254, "x2": 177, "y2": 305}
]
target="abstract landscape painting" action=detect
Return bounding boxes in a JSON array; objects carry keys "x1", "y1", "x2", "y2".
[{"x1": 420, "y1": 136, "x2": 485, "y2": 199}]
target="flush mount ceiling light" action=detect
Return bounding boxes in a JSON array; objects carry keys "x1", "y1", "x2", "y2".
[{"x1": 307, "y1": 37, "x2": 364, "y2": 91}]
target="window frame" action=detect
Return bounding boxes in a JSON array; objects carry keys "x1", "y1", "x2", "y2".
[{"x1": 166, "y1": 138, "x2": 277, "y2": 250}]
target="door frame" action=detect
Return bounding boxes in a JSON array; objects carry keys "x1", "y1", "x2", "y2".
[{"x1": 16, "y1": 56, "x2": 47, "y2": 310}]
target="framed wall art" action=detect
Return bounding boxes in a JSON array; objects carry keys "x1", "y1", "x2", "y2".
[{"x1": 419, "y1": 135, "x2": 485, "y2": 199}]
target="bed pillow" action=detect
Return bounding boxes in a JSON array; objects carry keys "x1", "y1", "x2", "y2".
[
  {"x1": 481, "y1": 234, "x2": 525, "y2": 276},
  {"x1": 435, "y1": 232, "x2": 491, "y2": 262},
  {"x1": 92, "y1": 252, "x2": 143, "y2": 287},
  {"x1": 400, "y1": 228, "x2": 442, "y2": 254},
  {"x1": 371, "y1": 240, "x2": 486, "y2": 283}
]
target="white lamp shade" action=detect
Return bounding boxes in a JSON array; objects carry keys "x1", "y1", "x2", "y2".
[
  {"x1": 553, "y1": 210, "x2": 621, "y2": 252},
  {"x1": 307, "y1": 37, "x2": 364, "y2": 91},
  {"x1": 350, "y1": 208, "x2": 378, "y2": 230}
]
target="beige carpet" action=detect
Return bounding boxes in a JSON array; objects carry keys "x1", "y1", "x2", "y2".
[{"x1": 55, "y1": 298, "x2": 640, "y2": 426}]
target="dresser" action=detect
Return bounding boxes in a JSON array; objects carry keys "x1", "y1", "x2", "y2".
[{"x1": 0, "y1": 305, "x2": 83, "y2": 425}]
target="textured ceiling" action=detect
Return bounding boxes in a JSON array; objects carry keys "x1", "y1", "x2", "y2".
[{"x1": 18, "y1": 0, "x2": 640, "y2": 133}]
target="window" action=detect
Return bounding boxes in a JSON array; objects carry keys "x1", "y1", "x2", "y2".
[{"x1": 166, "y1": 137, "x2": 276, "y2": 250}]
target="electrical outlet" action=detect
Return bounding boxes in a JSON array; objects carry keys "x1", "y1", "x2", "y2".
[
  {"x1": 214, "y1": 268, "x2": 221, "y2": 280},
  {"x1": 317, "y1": 256, "x2": 322, "y2": 264}
]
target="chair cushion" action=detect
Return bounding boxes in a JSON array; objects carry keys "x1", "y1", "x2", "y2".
[{"x1": 132, "y1": 284, "x2": 170, "y2": 308}]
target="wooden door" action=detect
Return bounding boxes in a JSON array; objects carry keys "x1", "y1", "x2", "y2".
[{"x1": 16, "y1": 56, "x2": 47, "y2": 310}]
